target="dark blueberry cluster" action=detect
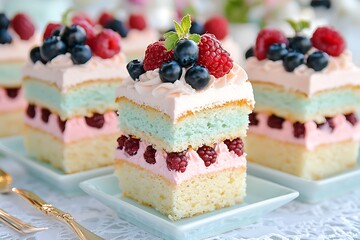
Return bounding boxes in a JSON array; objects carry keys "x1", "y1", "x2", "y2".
[
  {"x1": 104, "y1": 19, "x2": 128, "y2": 38},
  {"x1": 0, "y1": 13, "x2": 12, "y2": 44},
  {"x1": 30, "y1": 24, "x2": 92, "y2": 65}
]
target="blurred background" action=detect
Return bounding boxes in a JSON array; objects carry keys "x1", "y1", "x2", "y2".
[{"x1": 1, "y1": 0, "x2": 359, "y2": 64}]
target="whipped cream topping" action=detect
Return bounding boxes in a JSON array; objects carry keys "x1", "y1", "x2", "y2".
[
  {"x1": 246, "y1": 50, "x2": 360, "y2": 96},
  {"x1": 117, "y1": 63, "x2": 254, "y2": 122},
  {"x1": 249, "y1": 113, "x2": 360, "y2": 150},
  {"x1": 121, "y1": 28, "x2": 159, "y2": 56},
  {"x1": 0, "y1": 88, "x2": 26, "y2": 112},
  {"x1": 115, "y1": 138, "x2": 246, "y2": 184},
  {"x1": 22, "y1": 52, "x2": 128, "y2": 92}
]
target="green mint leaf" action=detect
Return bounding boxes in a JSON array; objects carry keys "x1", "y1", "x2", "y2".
[
  {"x1": 299, "y1": 20, "x2": 310, "y2": 31},
  {"x1": 286, "y1": 19, "x2": 310, "y2": 33},
  {"x1": 61, "y1": 7, "x2": 76, "y2": 26},
  {"x1": 286, "y1": 19, "x2": 298, "y2": 32},
  {"x1": 163, "y1": 31, "x2": 176, "y2": 38},
  {"x1": 188, "y1": 34, "x2": 201, "y2": 43},
  {"x1": 164, "y1": 34, "x2": 179, "y2": 51},
  {"x1": 181, "y1": 14, "x2": 191, "y2": 35},
  {"x1": 173, "y1": 21, "x2": 184, "y2": 37}
]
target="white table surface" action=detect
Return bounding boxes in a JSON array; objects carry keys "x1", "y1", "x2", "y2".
[{"x1": 0, "y1": 156, "x2": 360, "y2": 240}]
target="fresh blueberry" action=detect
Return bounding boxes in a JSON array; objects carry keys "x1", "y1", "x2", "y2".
[
  {"x1": 0, "y1": 29, "x2": 12, "y2": 44},
  {"x1": 245, "y1": 47, "x2": 254, "y2": 59},
  {"x1": 185, "y1": 65, "x2": 210, "y2": 90},
  {"x1": 159, "y1": 61, "x2": 182, "y2": 83},
  {"x1": 283, "y1": 52, "x2": 304, "y2": 72},
  {"x1": 104, "y1": 19, "x2": 128, "y2": 38},
  {"x1": 174, "y1": 39, "x2": 199, "y2": 68},
  {"x1": 267, "y1": 43, "x2": 288, "y2": 61},
  {"x1": 40, "y1": 36, "x2": 67, "y2": 62},
  {"x1": 60, "y1": 25, "x2": 86, "y2": 48},
  {"x1": 289, "y1": 35, "x2": 312, "y2": 54},
  {"x1": 306, "y1": 51, "x2": 329, "y2": 71},
  {"x1": 0, "y1": 13, "x2": 10, "y2": 29},
  {"x1": 311, "y1": 0, "x2": 331, "y2": 9},
  {"x1": 127, "y1": 59, "x2": 145, "y2": 80},
  {"x1": 30, "y1": 46, "x2": 47, "y2": 64},
  {"x1": 190, "y1": 21, "x2": 204, "y2": 35},
  {"x1": 70, "y1": 45, "x2": 92, "y2": 65},
  {"x1": 51, "y1": 26, "x2": 64, "y2": 37}
]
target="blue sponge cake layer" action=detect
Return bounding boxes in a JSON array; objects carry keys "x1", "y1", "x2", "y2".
[
  {"x1": 0, "y1": 63, "x2": 23, "y2": 86},
  {"x1": 253, "y1": 82, "x2": 360, "y2": 122},
  {"x1": 24, "y1": 78, "x2": 119, "y2": 119},
  {"x1": 117, "y1": 97, "x2": 252, "y2": 152}
]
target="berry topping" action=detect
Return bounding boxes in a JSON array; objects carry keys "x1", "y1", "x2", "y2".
[
  {"x1": 325, "y1": 117, "x2": 336, "y2": 131},
  {"x1": 159, "y1": 61, "x2": 182, "y2": 83},
  {"x1": 104, "y1": 19, "x2": 128, "y2": 38},
  {"x1": 40, "y1": 36, "x2": 67, "y2": 62},
  {"x1": 60, "y1": 25, "x2": 86, "y2": 48},
  {"x1": 0, "y1": 13, "x2": 10, "y2": 29},
  {"x1": 197, "y1": 33, "x2": 233, "y2": 78},
  {"x1": 71, "y1": 14, "x2": 95, "y2": 26},
  {"x1": 43, "y1": 23, "x2": 63, "y2": 40},
  {"x1": 124, "y1": 137, "x2": 140, "y2": 156},
  {"x1": 26, "y1": 104, "x2": 36, "y2": 118},
  {"x1": 70, "y1": 45, "x2": 92, "y2": 65},
  {"x1": 306, "y1": 51, "x2": 329, "y2": 71},
  {"x1": 144, "y1": 145, "x2": 157, "y2": 164},
  {"x1": 129, "y1": 14, "x2": 147, "y2": 30},
  {"x1": 73, "y1": 20, "x2": 96, "y2": 43},
  {"x1": 224, "y1": 138, "x2": 244, "y2": 157},
  {"x1": 11, "y1": 13, "x2": 35, "y2": 40},
  {"x1": 249, "y1": 112, "x2": 259, "y2": 126},
  {"x1": 30, "y1": 47, "x2": 46, "y2": 64},
  {"x1": 267, "y1": 43, "x2": 288, "y2": 61},
  {"x1": 204, "y1": 16, "x2": 228, "y2": 40},
  {"x1": 311, "y1": 27, "x2": 345, "y2": 57},
  {"x1": 174, "y1": 39, "x2": 199, "y2": 67},
  {"x1": 255, "y1": 28, "x2": 288, "y2": 60},
  {"x1": 98, "y1": 12, "x2": 114, "y2": 26},
  {"x1": 91, "y1": 29, "x2": 121, "y2": 59},
  {"x1": 127, "y1": 59, "x2": 145, "y2": 80},
  {"x1": 41, "y1": 108, "x2": 51, "y2": 123},
  {"x1": 267, "y1": 114, "x2": 284, "y2": 129},
  {"x1": 283, "y1": 52, "x2": 304, "y2": 72},
  {"x1": 197, "y1": 145, "x2": 217, "y2": 167},
  {"x1": 166, "y1": 151, "x2": 188, "y2": 173},
  {"x1": 143, "y1": 41, "x2": 173, "y2": 71},
  {"x1": 289, "y1": 35, "x2": 312, "y2": 54},
  {"x1": 5, "y1": 87, "x2": 20, "y2": 99},
  {"x1": 245, "y1": 47, "x2": 254, "y2": 59},
  {"x1": 345, "y1": 113, "x2": 357, "y2": 126},
  {"x1": 185, "y1": 65, "x2": 210, "y2": 90},
  {"x1": 0, "y1": 29, "x2": 12, "y2": 44},
  {"x1": 190, "y1": 21, "x2": 204, "y2": 35},
  {"x1": 117, "y1": 135, "x2": 128, "y2": 150},
  {"x1": 293, "y1": 122, "x2": 306, "y2": 138},
  {"x1": 85, "y1": 113, "x2": 105, "y2": 129},
  {"x1": 311, "y1": 0, "x2": 331, "y2": 9},
  {"x1": 57, "y1": 116, "x2": 66, "y2": 132}
]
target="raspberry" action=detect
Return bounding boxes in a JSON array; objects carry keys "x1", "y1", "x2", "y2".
[
  {"x1": 72, "y1": 20, "x2": 96, "y2": 42},
  {"x1": 311, "y1": 27, "x2": 345, "y2": 57},
  {"x1": 197, "y1": 34, "x2": 233, "y2": 78},
  {"x1": 41, "y1": 108, "x2": 51, "y2": 123},
  {"x1": 57, "y1": 116, "x2": 66, "y2": 132},
  {"x1": 5, "y1": 87, "x2": 20, "y2": 99},
  {"x1": 293, "y1": 122, "x2": 306, "y2": 138},
  {"x1": 26, "y1": 104, "x2": 36, "y2": 118},
  {"x1": 254, "y1": 28, "x2": 288, "y2": 60},
  {"x1": 71, "y1": 14, "x2": 95, "y2": 26},
  {"x1": 85, "y1": 113, "x2": 105, "y2": 128},
  {"x1": 143, "y1": 41, "x2": 174, "y2": 71},
  {"x1": 197, "y1": 145, "x2": 217, "y2": 167},
  {"x1": 204, "y1": 16, "x2": 228, "y2": 40},
  {"x1": 144, "y1": 145, "x2": 157, "y2": 164},
  {"x1": 98, "y1": 12, "x2": 114, "y2": 26},
  {"x1": 166, "y1": 151, "x2": 188, "y2": 172},
  {"x1": 43, "y1": 23, "x2": 63, "y2": 40},
  {"x1": 317, "y1": 117, "x2": 336, "y2": 132},
  {"x1": 129, "y1": 14, "x2": 147, "y2": 31},
  {"x1": 325, "y1": 117, "x2": 336, "y2": 131},
  {"x1": 249, "y1": 112, "x2": 259, "y2": 126},
  {"x1": 11, "y1": 13, "x2": 35, "y2": 40},
  {"x1": 124, "y1": 137, "x2": 140, "y2": 156},
  {"x1": 224, "y1": 138, "x2": 244, "y2": 157},
  {"x1": 345, "y1": 113, "x2": 357, "y2": 126},
  {"x1": 117, "y1": 135, "x2": 128, "y2": 150},
  {"x1": 91, "y1": 29, "x2": 121, "y2": 59},
  {"x1": 267, "y1": 114, "x2": 284, "y2": 129}
]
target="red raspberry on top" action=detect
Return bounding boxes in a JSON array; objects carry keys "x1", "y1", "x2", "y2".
[
  {"x1": 98, "y1": 12, "x2": 114, "y2": 26},
  {"x1": 43, "y1": 23, "x2": 63, "y2": 40},
  {"x1": 129, "y1": 14, "x2": 147, "y2": 31},
  {"x1": 204, "y1": 16, "x2": 228, "y2": 41},
  {"x1": 197, "y1": 33, "x2": 233, "y2": 78},
  {"x1": 166, "y1": 151, "x2": 188, "y2": 173},
  {"x1": 255, "y1": 28, "x2": 288, "y2": 60},
  {"x1": 91, "y1": 29, "x2": 121, "y2": 59},
  {"x1": 143, "y1": 41, "x2": 174, "y2": 71},
  {"x1": 11, "y1": 13, "x2": 35, "y2": 40},
  {"x1": 311, "y1": 27, "x2": 345, "y2": 57},
  {"x1": 71, "y1": 13, "x2": 95, "y2": 26}
]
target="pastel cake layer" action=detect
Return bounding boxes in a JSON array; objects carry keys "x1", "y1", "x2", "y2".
[{"x1": 0, "y1": 62, "x2": 23, "y2": 86}]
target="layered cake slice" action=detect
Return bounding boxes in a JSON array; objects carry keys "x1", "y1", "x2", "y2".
[
  {"x1": 245, "y1": 22, "x2": 360, "y2": 180},
  {"x1": 0, "y1": 13, "x2": 37, "y2": 136},
  {"x1": 115, "y1": 16, "x2": 254, "y2": 220},
  {"x1": 22, "y1": 21, "x2": 127, "y2": 173}
]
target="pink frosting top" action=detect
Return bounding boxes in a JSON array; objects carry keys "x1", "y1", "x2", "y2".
[
  {"x1": 249, "y1": 113, "x2": 360, "y2": 150},
  {"x1": 25, "y1": 106, "x2": 119, "y2": 143},
  {"x1": 115, "y1": 139, "x2": 246, "y2": 185},
  {"x1": 0, "y1": 88, "x2": 26, "y2": 112}
]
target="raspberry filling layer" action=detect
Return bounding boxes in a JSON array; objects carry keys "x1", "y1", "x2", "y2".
[
  {"x1": 0, "y1": 87, "x2": 26, "y2": 112},
  {"x1": 25, "y1": 104, "x2": 118, "y2": 143},
  {"x1": 115, "y1": 135, "x2": 246, "y2": 184},
  {"x1": 249, "y1": 112, "x2": 360, "y2": 150}
]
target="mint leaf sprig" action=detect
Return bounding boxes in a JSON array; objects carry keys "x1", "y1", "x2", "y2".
[{"x1": 286, "y1": 19, "x2": 310, "y2": 34}]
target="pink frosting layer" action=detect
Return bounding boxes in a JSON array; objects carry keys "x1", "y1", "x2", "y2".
[
  {"x1": 25, "y1": 106, "x2": 118, "y2": 143},
  {"x1": 0, "y1": 88, "x2": 26, "y2": 112},
  {"x1": 249, "y1": 113, "x2": 360, "y2": 150},
  {"x1": 115, "y1": 139, "x2": 246, "y2": 185}
]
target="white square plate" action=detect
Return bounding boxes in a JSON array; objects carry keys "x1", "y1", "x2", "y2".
[
  {"x1": 80, "y1": 174, "x2": 299, "y2": 240},
  {"x1": 0, "y1": 136, "x2": 113, "y2": 193}
]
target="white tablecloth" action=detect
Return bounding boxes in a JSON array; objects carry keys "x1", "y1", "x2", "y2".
[{"x1": 1, "y1": 156, "x2": 360, "y2": 240}]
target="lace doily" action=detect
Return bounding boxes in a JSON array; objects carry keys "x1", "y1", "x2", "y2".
[{"x1": 0, "y1": 156, "x2": 359, "y2": 240}]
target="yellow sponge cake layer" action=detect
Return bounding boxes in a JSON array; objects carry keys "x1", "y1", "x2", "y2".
[{"x1": 0, "y1": 110, "x2": 24, "y2": 137}]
